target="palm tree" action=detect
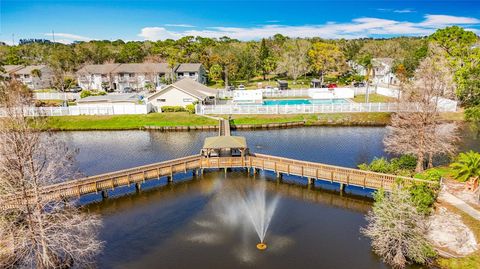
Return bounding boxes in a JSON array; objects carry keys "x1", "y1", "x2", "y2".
[
  {"x1": 357, "y1": 54, "x2": 374, "y2": 103},
  {"x1": 450, "y1": 151, "x2": 480, "y2": 182}
]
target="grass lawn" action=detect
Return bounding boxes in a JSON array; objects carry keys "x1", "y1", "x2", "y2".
[
  {"x1": 436, "y1": 201, "x2": 480, "y2": 269},
  {"x1": 353, "y1": 94, "x2": 396, "y2": 103},
  {"x1": 220, "y1": 113, "x2": 392, "y2": 126},
  {"x1": 43, "y1": 112, "x2": 218, "y2": 130}
]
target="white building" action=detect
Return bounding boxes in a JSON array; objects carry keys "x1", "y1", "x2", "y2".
[
  {"x1": 174, "y1": 63, "x2": 207, "y2": 84},
  {"x1": 76, "y1": 64, "x2": 121, "y2": 91},
  {"x1": 349, "y1": 58, "x2": 398, "y2": 86},
  {"x1": 76, "y1": 93, "x2": 148, "y2": 114},
  {"x1": 372, "y1": 58, "x2": 398, "y2": 86},
  {"x1": 232, "y1": 90, "x2": 263, "y2": 104},
  {"x1": 3, "y1": 65, "x2": 55, "y2": 90},
  {"x1": 110, "y1": 63, "x2": 171, "y2": 92},
  {"x1": 147, "y1": 78, "x2": 217, "y2": 111},
  {"x1": 77, "y1": 63, "x2": 207, "y2": 92},
  {"x1": 308, "y1": 88, "x2": 354, "y2": 99}
]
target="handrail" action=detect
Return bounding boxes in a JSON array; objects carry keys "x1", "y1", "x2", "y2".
[{"x1": 250, "y1": 153, "x2": 437, "y2": 185}]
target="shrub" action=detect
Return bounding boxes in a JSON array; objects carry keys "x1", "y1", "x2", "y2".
[
  {"x1": 358, "y1": 155, "x2": 418, "y2": 176},
  {"x1": 185, "y1": 104, "x2": 196, "y2": 114},
  {"x1": 409, "y1": 183, "x2": 439, "y2": 215},
  {"x1": 450, "y1": 150, "x2": 480, "y2": 182},
  {"x1": 80, "y1": 90, "x2": 92, "y2": 98},
  {"x1": 80, "y1": 90, "x2": 107, "y2": 98},
  {"x1": 161, "y1": 106, "x2": 187, "y2": 112},
  {"x1": 362, "y1": 188, "x2": 436, "y2": 268}
]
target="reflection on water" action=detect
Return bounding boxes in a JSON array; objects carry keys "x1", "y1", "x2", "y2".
[
  {"x1": 58, "y1": 125, "x2": 479, "y2": 177},
  {"x1": 87, "y1": 171, "x2": 382, "y2": 269}
]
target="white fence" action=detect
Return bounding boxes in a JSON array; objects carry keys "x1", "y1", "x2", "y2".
[
  {"x1": 34, "y1": 92, "x2": 81, "y2": 100},
  {"x1": 0, "y1": 104, "x2": 149, "y2": 117},
  {"x1": 218, "y1": 87, "x2": 372, "y2": 99},
  {"x1": 196, "y1": 102, "x2": 458, "y2": 115}
]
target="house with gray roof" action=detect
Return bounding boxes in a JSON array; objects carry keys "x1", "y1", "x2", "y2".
[
  {"x1": 174, "y1": 63, "x2": 207, "y2": 84},
  {"x1": 76, "y1": 64, "x2": 121, "y2": 91},
  {"x1": 4, "y1": 65, "x2": 55, "y2": 90},
  {"x1": 146, "y1": 78, "x2": 217, "y2": 111}
]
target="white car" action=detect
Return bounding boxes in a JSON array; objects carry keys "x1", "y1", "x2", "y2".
[{"x1": 237, "y1": 85, "x2": 245, "y2": 90}]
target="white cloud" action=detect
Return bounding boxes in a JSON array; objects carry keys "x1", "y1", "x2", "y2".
[
  {"x1": 138, "y1": 27, "x2": 183, "y2": 40},
  {"x1": 420, "y1": 15, "x2": 480, "y2": 27},
  {"x1": 164, "y1": 24, "x2": 196, "y2": 28},
  {"x1": 266, "y1": 20, "x2": 280, "y2": 23},
  {"x1": 394, "y1": 9, "x2": 415, "y2": 13},
  {"x1": 138, "y1": 14, "x2": 480, "y2": 41},
  {"x1": 44, "y1": 32, "x2": 92, "y2": 42}
]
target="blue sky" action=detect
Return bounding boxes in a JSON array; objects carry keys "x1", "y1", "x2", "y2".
[{"x1": 1, "y1": 0, "x2": 480, "y2": 44}]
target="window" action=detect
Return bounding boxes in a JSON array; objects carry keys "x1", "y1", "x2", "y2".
[
  {"x1": 189, "y1": 72, "x2": 195, "y2": 76},
  {"x1": 157, "y1": 99, "x2": 166, "y2": 102},
  {"x1": 129, "y1": 73, "x2": 135, "y2": 78},
  {"x1": 183, "y1": 98, "x2": 194, "y2": 102}
]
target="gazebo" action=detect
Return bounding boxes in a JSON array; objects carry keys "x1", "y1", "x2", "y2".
[{"x1": 201, "y1": 136, "x2": 248, "y2": 158}]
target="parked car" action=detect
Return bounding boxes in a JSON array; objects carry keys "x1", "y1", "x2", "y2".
[
  {"x1": 327, "y1": 83, "x2": 337, "y2": 88},
  {"x1": 237, "y1": 84, "x2": 245, "y2": 90},
  {"x1": 122, "y1": 87, "x2": 133, "y2": 93},
  {"x1": 354, "y1": 82, "x2": 366, "y2": 87},
  {"x1": 226, "y1": 85, "x2": 235, "y2": 91},
  {"x1": 67, "y1": 86, "x2": 82, "y2": 93}
]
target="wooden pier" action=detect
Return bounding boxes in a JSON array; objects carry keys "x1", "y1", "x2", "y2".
[{"x1": 0, "y1": 119, "x2": 438, "y2": 209}]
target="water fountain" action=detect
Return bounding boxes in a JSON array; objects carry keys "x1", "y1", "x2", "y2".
[
  {"x1": 239, "y1": 182, "x2": 280, "y2": 250},
  {"x1": 211, "y1": 180, "x2": 280, "y2": 251}
]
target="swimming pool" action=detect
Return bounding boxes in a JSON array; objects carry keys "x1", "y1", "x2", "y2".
[{"x1": 263, "y1": 99, "x2": 348, "y2": 105}]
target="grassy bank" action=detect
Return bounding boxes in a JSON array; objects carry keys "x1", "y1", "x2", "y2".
[
  {"x1": 353, "y1": 94, "x2": 396, "y2": 103},
  {"x1": 41, "y1": 111, "x2": 465, "y2": 131},
  {"x1": 221, "y1": 113, "x2": 393, "y2": 126},
  {"x1": 43, "y1": 112, "x2": 217, "y2": 130}
]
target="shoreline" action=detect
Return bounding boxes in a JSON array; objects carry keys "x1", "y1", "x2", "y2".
[{"x1": 40, "y1": 112, "x2": 464, "y2": 131}]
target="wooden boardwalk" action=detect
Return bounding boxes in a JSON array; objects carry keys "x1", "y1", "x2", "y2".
[
  {"x1": 1, "y1": 153, "x2": 437, "y2": 209},
  {"x1": 218, "y1": 119, "x2": 231, "y2": 136}
]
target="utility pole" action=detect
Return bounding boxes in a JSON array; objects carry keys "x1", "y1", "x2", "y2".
[{"x1": 11, "y1": 33, "x2": 15, "y2": 46}]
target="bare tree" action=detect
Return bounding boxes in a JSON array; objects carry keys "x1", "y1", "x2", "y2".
[
  {"x1": 384, "y1": 46, "x2": 459, "y2": 172},
  {"x1": 362, "y1": 188, "x2": 435, "y2": 268},
  {"x1": 0, "y1": 81, "x2": 102, "y2": 268}
]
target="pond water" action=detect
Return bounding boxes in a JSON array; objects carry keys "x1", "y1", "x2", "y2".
[{"x1": 54, "y1": 126, "x2": 479, "y2": 269}]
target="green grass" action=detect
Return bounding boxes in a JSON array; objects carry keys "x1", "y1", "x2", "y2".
[
  {"x1": 219, "y1": 113, "x2": 392, "y2": 126},
  {"x1": 43, "y1": 112, "x2": 218, "y2": 130},
  {"x1": 353, "y1": 94, "x2": 396, "y2": 103}
]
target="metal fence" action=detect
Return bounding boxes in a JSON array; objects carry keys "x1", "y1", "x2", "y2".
[
  {"x1": 34, "y1": 92, "x2": 81, "y2": 100},
  {"x1": 196, "y1": 102, "x2": 457, "y2": 115},
  {"x1": 0, "y1": 105, "x2": 149, "y2": 117}
]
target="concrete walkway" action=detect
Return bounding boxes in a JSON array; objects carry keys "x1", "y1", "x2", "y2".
[{"x1": 438, "y1": 188, "x2": 480, "y2": 221}]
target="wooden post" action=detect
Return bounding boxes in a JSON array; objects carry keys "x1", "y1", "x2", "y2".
[
  {"x1": 135, "y1": 182, "x2": 141, "y2": 192},
  {"x1": 307, "y1": 177, "x2": 315, "y2": 186},
  {"x1": 167, "y1": 175, "x2": 173, "y2": 183},
  {"x1": 276, "y1": 171, "x2": 283, "y2": 179},
  {"x1": 339, "y1": 183, "x2": 345, "y2": 193},
  {"x1": 101, "y1": 190, "x2": 108, "y2": 199}
]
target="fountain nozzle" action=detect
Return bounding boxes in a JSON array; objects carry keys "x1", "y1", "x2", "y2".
[{"x1": 256, "y1": 243, "x2": 267, "y2": 250}]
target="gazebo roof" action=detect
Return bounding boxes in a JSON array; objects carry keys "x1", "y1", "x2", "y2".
[{"x1": 202, "y1": 136, "x2": 247, "y2": 149}]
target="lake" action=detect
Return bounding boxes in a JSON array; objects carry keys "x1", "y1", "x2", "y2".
[{"x1": 54, "y1": 126, "x2": 478, "y2": 269}]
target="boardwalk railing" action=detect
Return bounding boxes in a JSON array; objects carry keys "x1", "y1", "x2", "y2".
[
  {"x1": 197, "y1": 102, "x2": 457, "y2": 114},
  {"x1": 248, "y1": 153, "x2": 436, "y2": 191},
  {"x1": 1, "y1": 153, "x2": 439, "y2": 209}
]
